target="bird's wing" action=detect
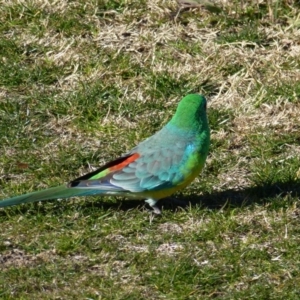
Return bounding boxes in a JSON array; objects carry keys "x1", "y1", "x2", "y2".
[{"x1": 69, "y1": 142, "x2": 188, "y2": 192}]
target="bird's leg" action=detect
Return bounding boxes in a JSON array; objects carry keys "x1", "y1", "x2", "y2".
[{"x1": 145, "y1": 199, "x2": 161, "y2": 214}]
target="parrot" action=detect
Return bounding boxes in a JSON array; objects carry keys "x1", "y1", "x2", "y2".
[{"x1": 0, "y1": 94, "x2": 210, "y2": 214}]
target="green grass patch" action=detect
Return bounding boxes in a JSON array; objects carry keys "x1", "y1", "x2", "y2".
[
  {"x1": 257, "y1": 81, "x2": 300, "y2": 104},
  {"x1": 1, "y1": 0, "x2": 300, "y2": 299}
]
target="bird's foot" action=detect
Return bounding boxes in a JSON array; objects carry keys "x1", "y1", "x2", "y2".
[{"x1": 145, "y1": 199, "x2": 161, "y2": 215}]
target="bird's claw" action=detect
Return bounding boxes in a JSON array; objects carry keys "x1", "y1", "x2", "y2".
[{"x1": 145, "y1": 199, "x2": 161, "y2": 214}]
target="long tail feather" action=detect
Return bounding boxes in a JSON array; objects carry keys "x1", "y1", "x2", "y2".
[{"x1": 0, "y1": 185, "x2": 105, "y2": 208}]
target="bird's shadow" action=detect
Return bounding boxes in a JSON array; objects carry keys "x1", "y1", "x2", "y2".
[
  {"x1": 84, "y1": 179, "x2": 300, "y2": 213},
  {"x1": 1, "y1": 180, "x2": 299, "y2": 217}
]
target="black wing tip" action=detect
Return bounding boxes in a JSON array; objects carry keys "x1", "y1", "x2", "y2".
[{"x1": 68, "y1": 154, "x2": 133, "y2": 188}]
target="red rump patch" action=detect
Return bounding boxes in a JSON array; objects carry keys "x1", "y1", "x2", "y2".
[
  {"x1": 109, "y1": 153, "x2": 140, "y2": 172},
  {"x1": 69, "y1": 153, "x2": 141, "y2": 187}
]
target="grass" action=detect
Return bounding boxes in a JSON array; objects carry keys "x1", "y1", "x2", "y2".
[{"x1": 1, "y1": 0, "x2": 300, "y2": 299}]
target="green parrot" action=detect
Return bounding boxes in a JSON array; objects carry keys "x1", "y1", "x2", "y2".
[{"x1": 0, "y1": 94, "x2": 210, "y2": 214}]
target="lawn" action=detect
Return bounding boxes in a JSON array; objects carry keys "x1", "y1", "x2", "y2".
[{"x1": 1, "y1": 0, "x2": 300, "y2": 299}]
